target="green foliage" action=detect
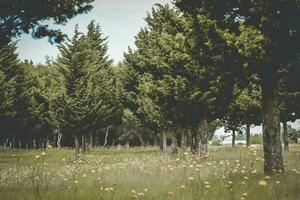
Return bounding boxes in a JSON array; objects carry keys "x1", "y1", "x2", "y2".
[
  {"x1": 287, "y1": 125, "x2": 300, "y2": 144},
  {"x1": 0, "y1": 44, "x2": 16, "y2": 122},
  {"x1": 251, "y1": 134, "x2": 262, "y2": 145},
  {"x1": 211, "y1": 139, "x2": 221, "y2": 146},
  {"x1": 123, "y1": 5, "x2": 190, "y2": 131},
  {"x1": 55, "y1": 21, "x2": 121, "y2": 137},
  {"x1": 176, "y1": 0, "x2": 300, "y2": 173},
  {"x1": 0, "y1": 43, "x2": 52, "y2": 146},
  {"x1": 222, "y1": 76, "x2": 262, "y2": 132},
  {"x1": 0, "y1": 0, "x2": 94, "y2": 45}
]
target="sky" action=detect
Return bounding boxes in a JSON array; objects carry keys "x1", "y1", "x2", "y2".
[{"x1": 16, "y1": 0, "x2": 171, "y2": 64}]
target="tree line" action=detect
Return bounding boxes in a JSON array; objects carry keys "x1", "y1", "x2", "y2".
[{"x1": 0, "y1": 0, "x2": 300, "y2": 174}]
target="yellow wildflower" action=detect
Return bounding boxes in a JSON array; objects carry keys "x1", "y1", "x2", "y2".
[{"x1": 259, "y1": 180, "x2": 267, "y2": 186}]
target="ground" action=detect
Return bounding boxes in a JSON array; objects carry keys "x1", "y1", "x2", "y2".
[{"x1": 0, "y1": 145, "x2": 300, "y2": 200}]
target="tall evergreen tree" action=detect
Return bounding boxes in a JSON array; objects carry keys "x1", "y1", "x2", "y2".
[
  {"x1": 0, "y1": 44, "x2": 17, "y2": 128},
  {"x1": 176, "y1": 0, "x2": 300, "y2": 174},
  {"x1": 56, "y1": 22, "x2": 120, "y2": 155}
]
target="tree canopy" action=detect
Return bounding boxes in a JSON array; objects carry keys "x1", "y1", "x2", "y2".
[{"x1": 0, "y1": 0, "x2": 94, "y2": 46}]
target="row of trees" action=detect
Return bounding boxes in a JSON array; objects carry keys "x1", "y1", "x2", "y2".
[
  {"x1": 174, "y1": 0, "x2": 300, "y2": 173},
  {"x1": 0, "y1": 21, "x2": 124, "y2": 154},
  {"x1": 0, "y1": 1, "x2": 300, "y2": 174},
  {"x1": 121, "y1": 2, "x2": 300, "y2": 173}
]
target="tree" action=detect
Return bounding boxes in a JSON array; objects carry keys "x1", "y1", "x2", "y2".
[
  {"x1": 176, "y1": 0, "x2": 300, "y2": 174},
  {"x1": 279, "y1": 64, "x2": 300, "y2": 151},
  {"x1": 124, "y1": 4, "x2": 240, "y2": 155},
  {"x1": 222, "y1": 76, "x2": 262, "y2": 147},
  {"x1": 0, "y1": 0, "x2": 94, "y2": 46},
  {"x1": 0, "y1": 43, "x2": 50, "y2": 149},
  {"x1": 35, "y1": 61, "x2": 66, "y2": 148},
  {"x1": 178, "y1": 9, "x2": 241, "y2": 154},
  {"x1": 221, "y1": 84, "x2": 244, "y2": 147},
  {"x1": 56, "y1": 22, "x2": 119, "y2": 155},
  {"x1": 123, "y1": 5, "x2": 190, "y2": 153},
  {"x1": 0, "y1": 44, "x2": 17, "y2": 129}
]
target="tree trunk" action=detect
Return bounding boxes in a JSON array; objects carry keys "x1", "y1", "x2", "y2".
[
  {"x1": 199, "y1": 118, "x2": 208, "y2": 155},
  {"x1": 181, "y1": 133, "x2": 187, "y2": 151},
  {"x1": 88, "y1": 132, "x2": 93, "y2": 149},
  {"x1": 74, "y1": 135, "x2": 80, "y2": 157},
  {"x1": 283, "y1": 121, "x2": 289, "y2": 151},
  {"x1": 246, "y1": 124, "x2": 251, "y2": 147},
  {"x1": 186, "y1": 129, "x2": 192, "y2": 149},
  {"x1": 103, "y1": 126, "x2": 111, "y2": 147},
  {"x1": 43, "y1": 137, "x2": 47, "y2": 149},
  {"x1": 262, "y1": 67, "x2": 283, "y2": 174},
  {"x1": 81, "y1": 134, "x2": 86, "y2": 154},
  {"x1": 137, "y1": 132, "x2": 145, "y2": 146},
  {"x1": 57, "y1": 133, "x2": 62, "y2": 149},
  {"x1": 190, "y1": 128, "x2": 198, "y2": 153},
  {"x1": 154, "y1": 135, "x2": 158, "y2": 146},
  {"x1": 232, "y1": 130, "x2": 236, "y2": 147},
  {"x1": 160, "y1": 131, "x2": 167, "y2": 153},
  {"x1": 3, "y1": 140, "x2": 6, "y2": 150},
  {"x1": 170, "y1": 131, "x2": 178, "y2": 153}
]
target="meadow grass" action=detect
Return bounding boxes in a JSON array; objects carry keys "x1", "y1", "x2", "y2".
[{"x1": 0, "y1": 145, "x2": 299, "y2": 200}]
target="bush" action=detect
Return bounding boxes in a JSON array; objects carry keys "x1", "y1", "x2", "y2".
[
  {"x1": 251, "y1": 134, "x2": 262, "y2": 144},
  {"x1": 211, "y1": 139, "x2": 222, "y2": 146}
]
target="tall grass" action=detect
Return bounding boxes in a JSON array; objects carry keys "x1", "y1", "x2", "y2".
[{"x1": 0, "y1": 145, "x2": 299, "y2": 200}]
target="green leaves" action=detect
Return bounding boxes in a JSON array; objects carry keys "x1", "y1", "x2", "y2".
[
  {"x1": 55, "y1": 21, "x2": 120, "y2": 136},
  {"x1": 0, "y1": 0, "x2": 94, "y2": 45}
]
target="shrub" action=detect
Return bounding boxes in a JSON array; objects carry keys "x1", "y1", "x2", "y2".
[
  {"x1": 251, "y1": 134, "x2": 262, "y2": 144},
  {"x1": 211, "y1": 139, "x2": 222, "y2": 146}
]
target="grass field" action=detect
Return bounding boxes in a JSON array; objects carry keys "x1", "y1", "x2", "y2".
[{"x1": 0, "y1": 145, "x2": 300, "y2": 200}]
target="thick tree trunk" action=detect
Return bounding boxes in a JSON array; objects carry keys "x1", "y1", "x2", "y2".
[
  {"x1": 262, "y1": 67, "x2": 283, "y2": 174},
  {"x1": 232, "y1": 130, "x2": 236, "y2": 147},
  {"x1": 246, "y1": 124, "x2": 251, "y2": 147},
  {"x1": 57, "y1": 133, "x2": 62, "y2": 149},
  {"x1": 81, "y1": 134, "x2": 86, "y2": 154},
  {"x1": 74, "y1": 135, "x2": 80, "y2": 157},
  {"x1": 199, "y1": 118, "x2": 208, "y2": 155},
  {"x1": 283, "y1": 121, "x2": 289, "y2": 151}
]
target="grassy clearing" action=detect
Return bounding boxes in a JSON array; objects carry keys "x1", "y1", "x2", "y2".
[{"x1": 0, "y1": 145, "x2": 300, "y2": 200}]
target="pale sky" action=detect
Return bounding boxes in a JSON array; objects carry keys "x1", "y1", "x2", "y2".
[{"x1": 16, "y1": 0, "x2": 171, "y2": 64}]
